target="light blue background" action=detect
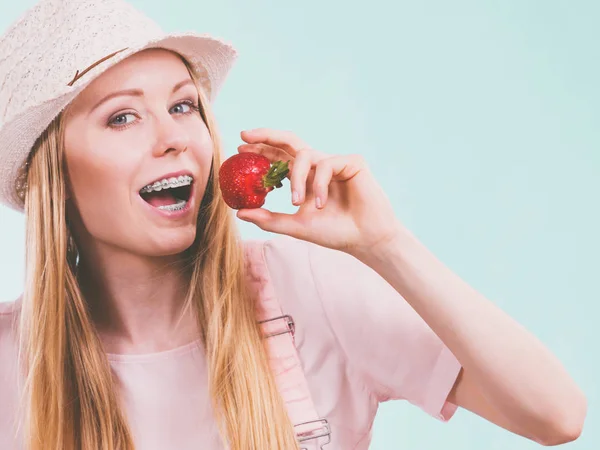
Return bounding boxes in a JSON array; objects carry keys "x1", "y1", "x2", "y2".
[{"x1": 1, "y1": 1, "x2": 597, "y2": 448}]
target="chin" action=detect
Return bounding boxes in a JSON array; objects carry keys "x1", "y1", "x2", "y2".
[{"x1": 145, "y1": 227, "x2": 198, "y2": 257}]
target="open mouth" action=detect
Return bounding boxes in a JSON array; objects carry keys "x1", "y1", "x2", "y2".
[{"x1": 139, "y1": 175, "x2": 193, "y2": 212}]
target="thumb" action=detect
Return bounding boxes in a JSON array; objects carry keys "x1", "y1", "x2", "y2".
[{"x1": 236, "y1": 208, "x2": 304, "y2": 238}]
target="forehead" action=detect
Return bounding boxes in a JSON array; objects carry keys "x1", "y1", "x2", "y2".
[{"x1": 68, "y1": 49, "x2": 193, "y2": 112}]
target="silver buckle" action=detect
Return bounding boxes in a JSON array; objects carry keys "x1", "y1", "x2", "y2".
[
  {"x1": 296, "y1": 419, "x2": 331, "y2": 449},
  {"x1": 259, "y1": 314, "x2": 295, "y2": 339}
]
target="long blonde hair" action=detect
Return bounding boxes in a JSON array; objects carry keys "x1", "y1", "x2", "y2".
[{"x1": 17, "y1": 54, "x2": 300, "y2": 450}]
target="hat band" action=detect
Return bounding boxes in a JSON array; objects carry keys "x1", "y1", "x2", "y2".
[{"x1": 67, "y1": 47, "x2": 129, "y2": 87}]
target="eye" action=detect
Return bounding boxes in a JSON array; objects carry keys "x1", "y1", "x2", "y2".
[
  {"x1": 170, "y1": 103, "x2": 190, "y2": 114},
  {"x1": 109, "y1": 113, "x2": 136, "y2": 127},
  {"x1": 170, "y1": 101, "x2": 200, "y2": 115}
]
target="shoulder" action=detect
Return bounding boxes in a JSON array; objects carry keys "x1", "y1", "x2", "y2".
[
  {"x1": 242, "y1": 236, "x2": 315, "y2": 303},
  {"x1": 243, "y1": 236, "x2": 360, "y2": 295},
  {"x1": 242, "y1": 236, "x2": 372, "y2": 354},
  {"x1": 243, "y1": 235, "x2": 311, "y2": 280},
  {"x1": 0, "y1": 298, "x2": 21, "y2": 374},
  {"x1": 245, "y1": 236, "x2": 386, "y2": 304},
  {"x1": 0, "y1": 298, "x2": 20, "y2": 316},
  {"x1": 0, "y1": 298, "x2": 20, "y2": 328},
  {"x1": 242, "y1": 236, "x2": 379, "y2": 309},
  {"x1": 243, "y1": 235, "x2": 356, "y2": 274},
  {"x1": 242, "y1": 235, "x2": 343, "y2": 340},
  {"x1": 243, "y1": 234, "x2": 309, "y2": 260},
  {"x1": 0, "y1": 297, "x2": 20, "y2": 346},
  {"x1": 0, "y1": 299, "x2": 22, "y2": 441}
]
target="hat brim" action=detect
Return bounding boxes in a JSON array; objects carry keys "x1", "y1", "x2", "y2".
[{"x1": 1, "y1": 32, "x2": 237, "y2": 212}]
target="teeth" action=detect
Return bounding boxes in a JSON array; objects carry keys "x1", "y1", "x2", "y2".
[
  {"x1": 157, "y1": 198, "x2": 187, "y2": 211},
  {"x1": 140, "y1": 175, "x2": 193, "y2": 193}
]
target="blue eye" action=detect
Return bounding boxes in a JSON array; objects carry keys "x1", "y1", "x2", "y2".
[
  {"x1": 109, "y1": 113, "x2": 136, "y2": 127},
  {"x1": 170, "y1": 101, "x2": 200, "y2": 115},
  {"x1": 171, "y1": 103, "x2": 190, "y2": 114}
]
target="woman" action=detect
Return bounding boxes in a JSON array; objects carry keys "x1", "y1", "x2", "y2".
[{"x1": 0, "y1": 0, "x2": 587, "y2": 449}]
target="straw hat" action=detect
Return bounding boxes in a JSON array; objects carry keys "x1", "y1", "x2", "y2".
[{"x1": 0, "y1": 0, "x2": 237, "y2": 212}]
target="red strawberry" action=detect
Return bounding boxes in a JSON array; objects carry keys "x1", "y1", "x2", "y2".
[{"x1": 218, "y1": 153, "x2": 289, "y2": 209}]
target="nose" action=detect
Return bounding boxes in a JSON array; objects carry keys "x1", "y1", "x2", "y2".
[{"x1": 152, "y1": 113, "x2": 190, "y2": 158}]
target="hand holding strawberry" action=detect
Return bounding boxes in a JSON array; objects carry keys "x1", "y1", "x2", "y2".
[{"x1": 221, "y1": 128, "x2": 403, "y2": 260}]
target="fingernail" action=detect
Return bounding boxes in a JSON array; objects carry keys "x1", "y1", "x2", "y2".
[
  {"x1": 315, "y1": 196, "x2": 322, "y2": 209},
  {"x1": 292, "y1": 190, "x2": 299, "y2": 204}
]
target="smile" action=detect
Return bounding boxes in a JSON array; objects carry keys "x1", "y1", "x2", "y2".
[{"x1": 139, "y1": 174, "x2": 194, "y2": 212}]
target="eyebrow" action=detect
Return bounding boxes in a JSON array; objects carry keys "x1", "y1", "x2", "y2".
[{"x1": 89, "y1": 79, "x2": 196, "y2": 113}]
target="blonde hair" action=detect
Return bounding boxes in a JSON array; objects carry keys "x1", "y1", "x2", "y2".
[{"x1": 17, "y1": 54, "x2": 300, "y2": 450}]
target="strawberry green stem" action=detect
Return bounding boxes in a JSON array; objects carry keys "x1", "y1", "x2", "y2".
[{"x1": 262, "y1": 160, "x2": 290, "y2": 189}]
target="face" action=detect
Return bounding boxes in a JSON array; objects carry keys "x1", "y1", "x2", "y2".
[{"x1": 63, "y1": 49, "x2": 213, "y2": 258}]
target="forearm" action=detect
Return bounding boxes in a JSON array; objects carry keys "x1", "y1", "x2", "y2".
[{"x1": 354, "y1": 224, "x2": 586, "y2": 437}]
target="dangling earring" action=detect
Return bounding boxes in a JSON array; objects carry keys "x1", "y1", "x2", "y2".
[{"x1": 67, "y1": 228, "x2": 80, "y2": 271}]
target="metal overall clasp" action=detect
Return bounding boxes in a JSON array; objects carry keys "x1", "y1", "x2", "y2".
[{"x1": 296, "y1": 419, "x2": 331, "y2": 449}]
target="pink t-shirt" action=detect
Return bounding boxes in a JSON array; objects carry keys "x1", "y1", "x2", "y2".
[{"x1": 0, "y1": 236, "x2": 462, "y2": 449}]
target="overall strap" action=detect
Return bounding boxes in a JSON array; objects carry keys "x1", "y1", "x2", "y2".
[{"x1": 244, "y1": 240, "x2": 331, "y2": 449}]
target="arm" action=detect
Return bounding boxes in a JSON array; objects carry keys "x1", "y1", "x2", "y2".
[
  {"x1": 354, "y1": 224, "x2": 587, "y2": 446},
  {"x1": 234, "y1": 128, "x2": 587, "y2": 445}
]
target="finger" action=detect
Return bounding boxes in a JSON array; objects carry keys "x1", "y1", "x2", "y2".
[
  {"x1": 312, "y1": 159, "x2": 334, "y2": 209},
  {"x1": 240, "y1": 128, "x2": 309, "y2": 157},
  {"x1": 326, "y1": 154, "x2": 366, "y2": 181},
  {"x1": 237, "y1": 143, "x2": 291, "y2": 162},
  {"x1": 312, "y1": 155, "x2": 366, "y2": 208},
  {"x1": 290, "y1": 149, "x2": 313, "y2": 205},
  {"x1": 236, "y1": 208, "x2": 306, "y2": 239},
  {"x1": 237, "y1": 143, "x2": 295, "y2": 180}
]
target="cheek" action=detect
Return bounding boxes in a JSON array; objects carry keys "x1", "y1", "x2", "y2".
[
  {"x1": 68, "y1": 156, "x2": 120, "y2": 203},
  {"x1": 190, "y1": 123, "x2": 215, "y2": 181},
  {"x1": 64, "y1": 129, "x2": 139, "y2": 226}
]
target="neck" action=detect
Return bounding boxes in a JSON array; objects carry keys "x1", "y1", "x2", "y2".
[{"x1": 77, "y1": 245, "x2": 200, "y2": 355}]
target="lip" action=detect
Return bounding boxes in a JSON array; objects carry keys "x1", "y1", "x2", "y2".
[{"x1": 138, "y1": 169, "x2": 196, "y2": 219}]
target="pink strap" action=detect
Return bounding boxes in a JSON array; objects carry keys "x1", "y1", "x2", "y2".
[{"x1": 244, "y1": 241, "x2": 330, "y2": 444}]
